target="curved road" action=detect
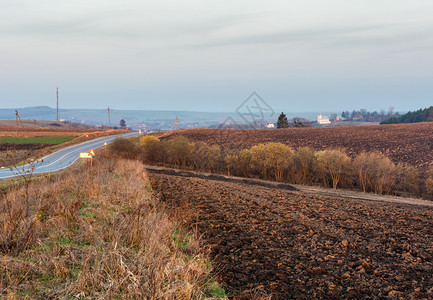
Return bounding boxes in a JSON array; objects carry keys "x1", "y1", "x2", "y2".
[{"x1": 0, "y1": 132, "x2": 140, "y2": 179}]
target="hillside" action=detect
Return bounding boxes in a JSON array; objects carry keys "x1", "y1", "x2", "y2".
[{"x1": 0, "y1": 106, "x2": 244, "y2": 130}]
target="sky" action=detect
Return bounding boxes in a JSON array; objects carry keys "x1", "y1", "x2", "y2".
[{"x1": 0, "y1": 0, "x2": 432, "y2": 113}]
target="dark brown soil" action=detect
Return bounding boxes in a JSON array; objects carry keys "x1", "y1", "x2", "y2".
[
  {"x1": 149, "y1": 172, "x2": 433, "y2": 299},
  {"x1": 162, "y1": 122, "x2": 433, "y2": 171}
]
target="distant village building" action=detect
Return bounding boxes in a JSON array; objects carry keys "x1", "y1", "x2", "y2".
[
  {"x1": 317, "y1": 113, "x2": 331, "y2": 125},
  {"x1": 265, "y1": 123, "x2": 275, "y2": 128}
]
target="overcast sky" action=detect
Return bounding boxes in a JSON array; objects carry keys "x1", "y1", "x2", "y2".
[{"x1": 0, "y1": 0, "x2": 432, "y2": 112}]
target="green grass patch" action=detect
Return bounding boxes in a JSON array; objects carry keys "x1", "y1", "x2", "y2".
[
  {"x1": 203, "y1": 277, "x2": 227, "y2": 299},
  {"x1": 0, "y1": 136, "x2": 76, "y2": 145}
]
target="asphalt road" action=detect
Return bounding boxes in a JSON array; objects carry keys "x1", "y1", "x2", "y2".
[{"x1": 0, "y1": 132, "x2": 140, "y2": 179}]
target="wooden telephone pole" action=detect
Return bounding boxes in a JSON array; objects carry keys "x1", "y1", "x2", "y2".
[
  {"x1": 56, "y1": 86, "x2": 59, "y2": 121},
  {"x1": 170, "y1": 116, "x2": 178, "y2": 131},
  {"x1": 108, "y1": 107, "x2": 111, "y2": 129},
  {"x1": 15, "y1": 110, "x2": 24, "y2": 128},
  {"x1": 15, "y1": 110, "x2": 24, "y2": 136}
]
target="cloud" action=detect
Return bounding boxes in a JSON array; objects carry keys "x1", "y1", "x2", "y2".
[
  {"x1": 186, "y1": 24, "x2": 397, "y2": 48},
  {"x1": 1, "y1": 0, "x2": 433, "y2": 111}
]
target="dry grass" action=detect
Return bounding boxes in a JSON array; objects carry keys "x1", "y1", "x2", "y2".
[{"x1": 0, "y1": 157, "x2": 223, "y2": 298}]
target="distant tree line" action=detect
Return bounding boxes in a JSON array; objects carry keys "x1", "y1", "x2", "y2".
[
  {"x1": 109, "y1": 135, "x2": 433, "y2": 199},
  {"x1": 277, "y1": 112, "x2": 311, "y2": 128},
  {"x1": 341, "y1": 107, "x2": 399, "y2": 122},
  {"x1": 381, "y1": 106, "x2": 433, "y2": 124}
]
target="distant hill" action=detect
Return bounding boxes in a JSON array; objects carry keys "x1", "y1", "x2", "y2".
[
  {"x1": 0, "y1": 106, "x2": 316, "y2": 130},
  {"x1": 0, "y1": 106, "x2": 256, "y2": 130},
  {"x1": 381, "y1": 106, "x2": 433, "y2": 124},
  {"x1": 0, "y1": 119, "x2": 100, "y2": 129}
]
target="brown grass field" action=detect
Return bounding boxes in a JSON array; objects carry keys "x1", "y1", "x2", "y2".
[
  {"x1": 0, "y1": 157, "x2": 224, "y2": 298},
  {"x1": 161, "y1": 122, "x2": 433, "y2": 171}
]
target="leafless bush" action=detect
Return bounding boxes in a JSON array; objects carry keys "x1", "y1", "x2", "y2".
[
  {"x1": 188, "y1": 142, "x2": 222, "y2": 172},
  {"x1": 109, "y1": 137, "x2": 140, "y2": 159},
  {"x1": 314, "y1": 149, "x2": 351, "y2": 189},
  {"x1": 395, "y1": 164, "x2": 420, "y2": 196},
  {"x1": 269, "y1": 143, "x2": 294, "y2": 181},
  {"x1": 225, "y1": 149, "x2": 253, "y2": 177},
  {"x1": 140, "y1": 135, "x2": 165, "y2": 164},
  {"x1": 293, "y1": 147, "x2": 315, "y2": 184},
  {"x1": 164, "y1": 136, "x2": 192, "y2": 168},
  {"x1": 353, "y1": 152, "x2": 375, "y2": 192},
  {"x1": 425, "y1": 167, "x2": 433, "y2": 198},
  {"x1": 138, "y1": 135, "x2": 424, "y2": 198},
  {"x1": 353, "y1": 151, "x2": 399, "y2": 195}
]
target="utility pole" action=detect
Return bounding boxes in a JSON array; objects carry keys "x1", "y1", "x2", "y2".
[
  {"x1": 56, "y1": 86, "x2": 59, "y2": 121},
  {"x1": 15, "y1": 110, "x2": 24, "y2": 127},
  {"x1": 108, "y1": 107, "x2": 111, "y2": 130},
  {"x1": 170, "y1": 116, "x2": 178, "y2": 131},
  {"x1": 14, "y1": 110, "x2": 25, "y2": 136}
]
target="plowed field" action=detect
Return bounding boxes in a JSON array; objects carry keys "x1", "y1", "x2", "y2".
[
  {"x1": 162, "y1": 122, "x2": 433, "y2": 171},
  {"x1": 150, "y1": 172, "x2": 433, "y2": 299}
]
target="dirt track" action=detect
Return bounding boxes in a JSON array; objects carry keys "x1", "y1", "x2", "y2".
[
  {"x1": 146, "y1": 166, "x2": 433, "y2": 208},
  {"x1": 149, "y1": 171, "x2": 433, "y2": 299}
]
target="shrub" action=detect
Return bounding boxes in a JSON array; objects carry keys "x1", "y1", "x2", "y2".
[
  {"x1": 426, "y1": 177, "x2": 433, "y2": 196},
  {"x1": 140, "y1": 135, "x2": 163, "y2": 164},
  {"x1": 372, "y1": 154, "x2": 397, "y2": 194},
  {"x1": 294, "y1": 147, "x2": 315, "y2": 184},
  {"x1": 425, "y1": 167, "x2": 433, "y2": 198},
  {"x1": 353, "y1": 152, "x2": 375, "y2": 192},
  {"x1": 315, "y1": 149, "x2": 351, "y2": 189},
  {"x1": 225, "y1": 149, "x2": 252, "y2": 177},
  {"x1": 109, "y1": 138, "x2": 140, "y2": 159},
  {"x1": 353, "y1": 151, "x2": 398, "y2": 194},
  {"x1": 249, "y1": 144, "x2": 268, "y2": 178},
  {"x1": 188, "y1": 142, "x2": 221, "y2": 172},
  {"x1": 248, "y1": 143, "x2": 294, "y2": 181},
  {"x1": 190, "y1": 141, "x2": 208, "y2": 170},
  {"x1": 398, "y1": 164, "x2": 420, "y2": 196},
  {"x1": 207, "y1": 145, "x2": 222, "y2": 172},
  {"x1": 264, "y1": 143, "x2": 295, "y2": 181},
  {"x1": 164, "y1": 136, "x2": 192, "y2": 167}
]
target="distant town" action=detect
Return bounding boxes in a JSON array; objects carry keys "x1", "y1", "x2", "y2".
[{"x1": 0, "y1": 106, "x2": 402, "y2": 131}]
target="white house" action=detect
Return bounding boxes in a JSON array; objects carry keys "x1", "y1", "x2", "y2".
[
  {"x1": 265, "y1": 123, "x2": 275, "y2": 128},
  {"x1": 317, "y1": 113, "x2": 331, "y2": 125}
]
